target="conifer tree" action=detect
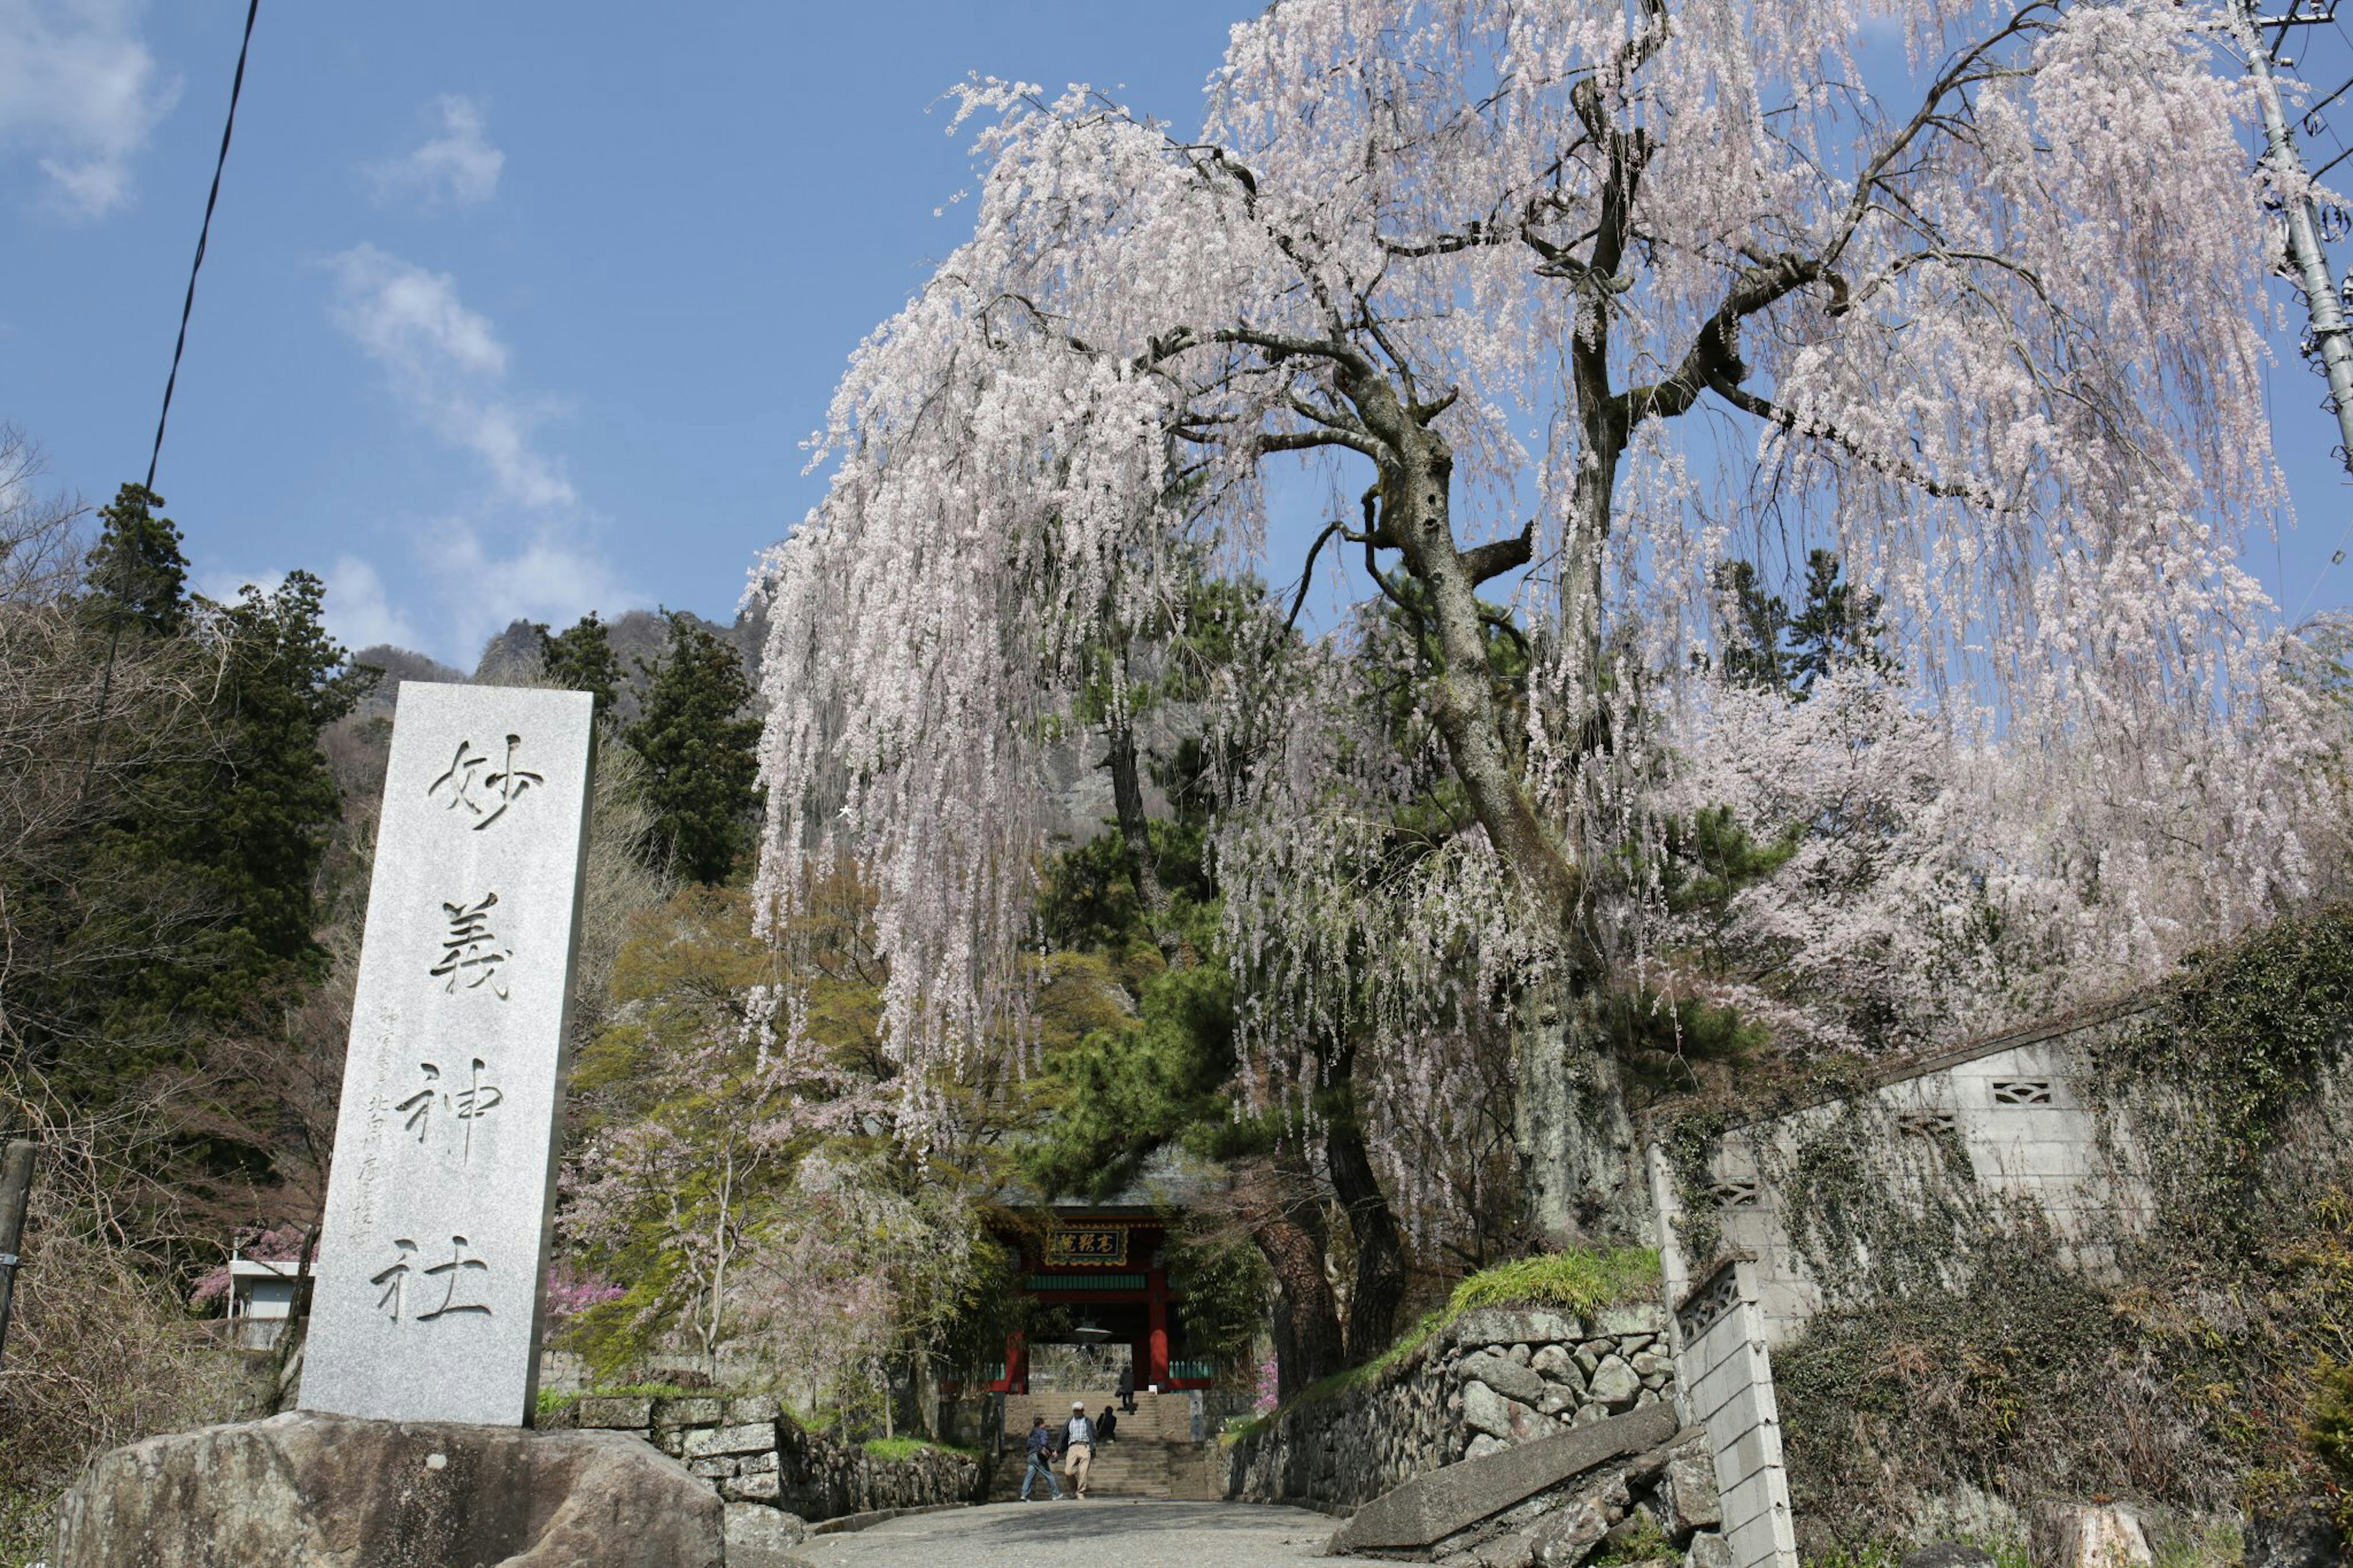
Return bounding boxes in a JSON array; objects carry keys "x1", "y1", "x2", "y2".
[
  {"x1": 29, "y1": 494, "x2": 371, "y2": 1089},
  {"x1": 83, "y1": 483, "x2": 190, "y2": 639},
  {"x1": 627, "y1": 613, "x2": 760, "y2": 885},
  {"x1": 538, "y1": 612, "x2": 624, "y2": 721}
]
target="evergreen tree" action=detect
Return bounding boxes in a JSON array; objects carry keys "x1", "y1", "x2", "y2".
[
  {"x1": 1711, "y1": 559, "x2": 1790, "y2": 693},
  {"x1": 33, "y1": 529, "x2": 371, "y2": 1088},
  {"x1": 1786, "y1": 548, "x2": 1890, "y2": 692},
  {"x1": 83, "y1": 483, "x2": 191, "y2": 638},
  {"x1": 538, "y1": 612, "x2": 623, "y2": 721},
  {"x1": 627, "y1": 612, "x2": 760, "y2": 884},
  {"x1": 1711, "y1": 551, "x2": 1887, "y2": 699}
]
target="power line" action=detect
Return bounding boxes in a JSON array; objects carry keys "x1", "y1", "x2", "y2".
[
  {"x1": 146, "y1": 0, "x2": 263, "y2": 493},
  {"x1": 77, "y1": 0, "x2": 263, "y2": 810}
]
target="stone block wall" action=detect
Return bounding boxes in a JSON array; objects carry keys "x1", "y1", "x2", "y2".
[
  {"x1": 548, "y1": 1395, "x2": 980, "y2": 1521},
  {"x1": 1225, "y1": 1303, "x2": 1676, "y2": 1511}
]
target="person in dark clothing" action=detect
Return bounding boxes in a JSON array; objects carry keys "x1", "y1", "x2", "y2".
[
  {"x1": 1117, "y1": 1365, "x2": 1137, "y2": 1414},
  {"x1": 1097, "y1": 1404, "x2": 1118, "y2": 1443},
  {"x1": 1020, "y1": 1415, "x2": 1062, "y2": 1501}
]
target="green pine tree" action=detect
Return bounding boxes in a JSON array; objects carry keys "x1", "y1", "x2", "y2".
[
  {"x1": 84, "y1": 483, "x2": 191, "y2": 638},
  {"x1": 538, "y1": 612, "x2": 624, "y2": 721},
  {"x1": 34, "y1": 521, "x2": 373, "y2": 1088},
  {"x1": 626, "y1": 612, "x2": 760, "y2": 884}
]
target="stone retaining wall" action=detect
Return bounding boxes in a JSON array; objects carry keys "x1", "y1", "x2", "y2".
[
  {"x1": 1226, "y1": 1303, "x2": 1677, "y2": 1511},
  {"x1": 548, "y1": 1395, "x2": 980, "y2": 1521}
]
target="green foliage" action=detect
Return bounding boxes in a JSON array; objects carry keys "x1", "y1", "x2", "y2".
[
  {"x1": 534, "y1": 1382, "x2": 708, "y2": 1421},
  {"x1": 862, "y1": 1435, "x2": 979, "y2": 1462},
  {"x1": 83, "y1": 483, "x2": 189, "y2": 637},
  {"x1": 1592, "y1": 1510, "x2": 1672, "y2": 1566},
  {"x1": 1024, "y1": 961, "x2": 1243, "y2": 1200},
  {"x1": 28, "y1": 508, "x2": 371, "y2": 1088},
  {"x1": 1708, "y1": 550, "x2": 1888, "y2": 699},
  {"x1": 1165, "y1": 1222, "x2": 1274, "y2": 1371},
  {"x1": 2306, "y1": 1362, "x2": 2353, "y2": 1484},
  {"x1": 538, "y1": 611, "x2": 624, "y2": 721},
  {"x1": 1235, "y1": 1246, "x2": 1663, "y2": 1428},
  {"x1": 1602, "y1": 988, "x2": 1771, "y2": 1097},
  {"x1": 2102, "y1": 904, "x2": 2353, "y2": 1253},
  {"x1": 1442, "y1": 1247, "x2": 1662, "y2": 1319},
  {"x1": 1753, "y1": 907, "x2": 2353, "y2": 1542},
  {"x1": 626, "y1": 612, "x2": 760, "y2": 884}
]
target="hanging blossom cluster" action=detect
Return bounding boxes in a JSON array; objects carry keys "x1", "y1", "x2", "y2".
[{"x1": 754, "y1": 0, "x2": 2343, "y2": 1132}]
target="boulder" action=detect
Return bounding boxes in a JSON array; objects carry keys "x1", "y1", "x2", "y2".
[
  {"x1": 1663, "y1": 1455, "x2": 1721, "y2": 1534},
  {"x1": 723, "y1": 1501, "x2": 809, "y2": 1567},
  {"x1": 2030, "y1": 1504, "x2": 2153, "y2": 1568},
  {"x1": 1532, "y1": 1346, "x2": 1584, "y2": 1389},
  {"x1": 50, "y1": 1411, "x2": 724, "y2": 1568},
  {"x1": 1465, "y1": 1351, "x2": 1551, "y2": 1407},
  {"x1": 2246, "y1": 1505, "x2": 2346, "y2": 1568},
  {"x1": 1684, "y1": 1533, "x2": 1733, "y2": 1568},
  {"x1": 1464, "y1": 1380, "x2": 1545, "y2": 1442},
  {"x1": 1474, "y1": 1531, "x2": 1537, "y2": 1567},
  {"x1": 1588, "y1": 1357, "x2": 1642, "y2": 1411},
  {"x1": 1529, "y1": 1491, "x2": 1618, "y2": 1566},
  {"x1": 1328, "y1": 1406, "x2": 1680, "y2": 1556}
]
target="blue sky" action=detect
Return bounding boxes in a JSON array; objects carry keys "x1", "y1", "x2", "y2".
[{"x1": 2, "y1": 1, "x2": 2349, "y2": 666}]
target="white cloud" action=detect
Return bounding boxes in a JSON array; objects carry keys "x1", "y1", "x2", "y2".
[
  {"x1": 328, "y1": 243, "x2": 575, "y2": 509},
  {"x1": 321, "y1": 244, "x2": 635, "y2": 663},
  {"x1": 419, "y1": 526, "x2": 635, "y2": 664},
  {"x1": 321, "y1": 555, "x2": 422, "y2": 651},
  {"x1": 191, "y1": 540, "x2": 629, "y2": 667},
  {"x1": 0, "y1": 0, "x2": 180, "y2": 218},
  {"x1": 368, "y1": 94, "x2": 502, "y2": 209}
]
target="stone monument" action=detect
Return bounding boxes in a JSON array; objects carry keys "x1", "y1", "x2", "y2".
[{"x1": 299, "y1": 682, "x2": 594, "y2": 1427}]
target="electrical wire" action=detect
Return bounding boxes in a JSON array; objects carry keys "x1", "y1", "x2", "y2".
[
  {"x1": 146, "y1": 0, "x2": 263, "y2": 492},
  {"x1": 76, "y1": 0, "x2": 262, "y2": 809}
]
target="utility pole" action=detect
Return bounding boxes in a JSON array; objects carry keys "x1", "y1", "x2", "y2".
[
  {"x1": 2232, "y1": 0, "x2": 2353, "y2": 475},
  {"x1": 0, "y1": 1138, "x2": 34, "y2": 1366}
]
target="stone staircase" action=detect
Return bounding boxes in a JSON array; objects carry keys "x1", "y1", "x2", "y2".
[{"x1": 988, "y1": 1390, "x2": 1218, "y2": 1501}]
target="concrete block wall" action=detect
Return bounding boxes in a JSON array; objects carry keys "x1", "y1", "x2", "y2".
[
  {"x1": 1654, "y1": 1005, "x2": 2165, "y2": 1345},
  {"x1": 546, "y1": 1394, "x2": 980, "y2": 1521},
  {"x1": 1675, "y1": 1260, "x2": 1797, "y2": 1568}
]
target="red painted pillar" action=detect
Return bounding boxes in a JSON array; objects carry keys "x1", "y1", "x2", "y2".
[
  {"x1": 1146, "y1": 1267, "x2": 1170, "y2": 1387},
  {"x1": 1006, "y1": 1330, "x2": 1027, "y2": 1393}
]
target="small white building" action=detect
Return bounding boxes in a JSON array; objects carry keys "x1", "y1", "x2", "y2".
[{"x1": 225, "y1": 1257, "x2": 306, "y2": 1350}]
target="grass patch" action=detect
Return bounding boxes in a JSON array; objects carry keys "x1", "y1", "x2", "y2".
[
  {"x1": 535, "y1": 1381, "x2": 722, "y2": 1421},
  {"x1": 863, "y1": 1435, "x2": 980, "y2": 1463},
  {"x1": 1228, "y1": 1246, "x2": 1663, "y2": 1441}
]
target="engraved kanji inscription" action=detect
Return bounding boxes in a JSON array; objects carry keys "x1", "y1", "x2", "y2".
[
  {"x1": 371, "y1": 1238, "x2": 419, "y2": 1320},
  {"x1": 371, "y1": 1235, "x2": 494, "y2": 1322},
  {"x1": 426, "y1": 735, "x2": 545, "y2": 830},
  {"x1": 430, "y1": 893, "x2": 510, "y2": 1000},
  {"x1": 392, "y1": 1058, "x2": 505, "y2": 1162}
]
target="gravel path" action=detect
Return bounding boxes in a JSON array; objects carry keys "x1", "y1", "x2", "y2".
[{"x1": 795, "y1": 1499, "x2": 1338, "y2": 1567}]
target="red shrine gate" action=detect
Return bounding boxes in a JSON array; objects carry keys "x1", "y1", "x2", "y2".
[{"x1": 987, "y1": 1208, "x2": 1214, "y2": 1393}]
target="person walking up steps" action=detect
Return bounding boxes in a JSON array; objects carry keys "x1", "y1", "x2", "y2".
[
  {"x1": 1019, "y1": 1415, "x2": 1061, "y2": 1501},
  {"x1": 1061, "y1": 1401, "x2": 1096, "y2": 1499},
  {"x1": 1117, "y1": 1364, "x2": 1137, "y2": 1414}
]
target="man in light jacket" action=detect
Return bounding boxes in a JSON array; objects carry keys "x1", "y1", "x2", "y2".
[{"x1": 1061, "y1": 1401, "x2": 1096, "y2": 1498}]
